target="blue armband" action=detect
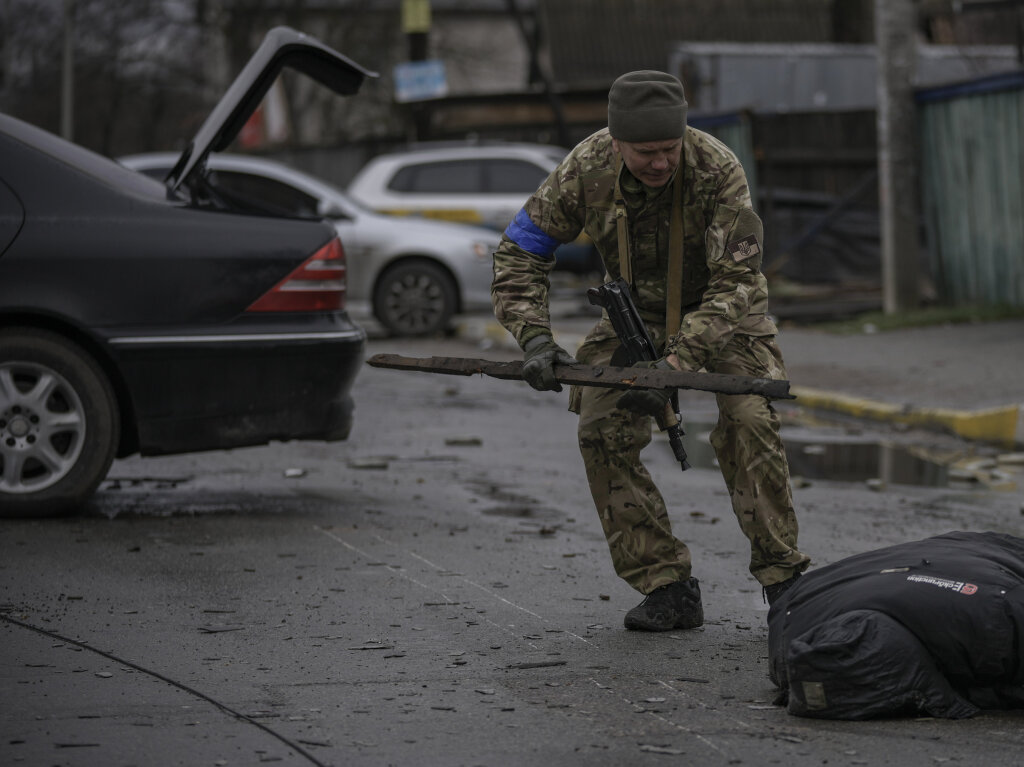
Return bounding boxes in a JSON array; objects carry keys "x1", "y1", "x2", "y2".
[{"x1": 504, "y1": 209, "x2": 560, "y2": 259}]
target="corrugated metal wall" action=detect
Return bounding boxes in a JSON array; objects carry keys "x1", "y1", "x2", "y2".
[
  {"x1": 918, "y1": 71, "x2": 1024, "y2": 306},
  {"x1": 538, "y1": 0, "x2": 844, "y2": 86}
]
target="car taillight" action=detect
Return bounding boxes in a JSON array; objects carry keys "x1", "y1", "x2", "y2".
[{"x1": 246, "y1": 237, "x2": 347, "y2": 312}]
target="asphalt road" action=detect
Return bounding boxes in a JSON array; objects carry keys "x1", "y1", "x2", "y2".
[{"x1": 2, "y1": 329, "x2": 1023, "y2": 767}]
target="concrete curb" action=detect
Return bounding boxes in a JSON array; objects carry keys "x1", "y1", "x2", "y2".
[{"x1": 790, "y1": 387, "x2": 1024, "y2": 448}]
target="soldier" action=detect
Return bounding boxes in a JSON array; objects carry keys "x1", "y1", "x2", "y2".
[{"x1": 491, "y1": 70, "x2": 811, "y2": 631}]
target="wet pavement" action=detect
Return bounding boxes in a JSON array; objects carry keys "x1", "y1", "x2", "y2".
[{"x1": 2, "y1": 300, "x2": 1024, "y2": 767}]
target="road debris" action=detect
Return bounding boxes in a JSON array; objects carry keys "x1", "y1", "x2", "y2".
[
  {"x1": 639, "y1": 744, "x2": 685, "y2": 755},
  {"x1": 507, "y1": 660, "x2": 567, "y2": 670}
]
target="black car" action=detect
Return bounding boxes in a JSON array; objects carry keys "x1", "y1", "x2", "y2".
[{"x1": 0, "y1": 28, "x2": 376, "y2": 517}]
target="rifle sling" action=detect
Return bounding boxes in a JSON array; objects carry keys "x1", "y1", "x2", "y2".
[
  {"x1": 613, "y1": 154, "x2": 631, "y2": 286},
  {"x1": 666, "y1": 166, "x2": 685, "y2": 340},
  {"x1": 613, "y1": 154, "x2": 686, "y2": 343}
]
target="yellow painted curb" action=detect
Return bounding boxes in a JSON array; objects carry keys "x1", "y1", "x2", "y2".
[{"x1": 791, "y1": 386, "x2": 1024, "y2": 446}]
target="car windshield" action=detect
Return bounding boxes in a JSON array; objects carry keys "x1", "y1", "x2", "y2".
[
  {"x1": 125, "y1": 154, "x2": 374, "y2": 220},
  {"x1": 207, "y1": 163, "x2": 368, "y2": 217}
]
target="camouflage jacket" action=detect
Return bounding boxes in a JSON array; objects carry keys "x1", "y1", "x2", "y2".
[{"x1": 491, "y1": 127, "x2": 777, "y2": 372}]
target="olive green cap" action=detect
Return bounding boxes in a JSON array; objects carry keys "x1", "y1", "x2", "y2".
[{"x1": 607, "y1": 70, "x2": 688, "y2": 142}]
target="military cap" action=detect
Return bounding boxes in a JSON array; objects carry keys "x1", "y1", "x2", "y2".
[{"x1": 607, "y1": 70, "x2": 688, "y2": 142}]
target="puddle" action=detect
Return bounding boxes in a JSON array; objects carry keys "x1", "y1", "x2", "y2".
[
  {"x1": 675, "y1": 423, "x2": 1018, "y2": 490},
  {"x1": 785, "y1": 440, "x2": 950, "y2": 487}
]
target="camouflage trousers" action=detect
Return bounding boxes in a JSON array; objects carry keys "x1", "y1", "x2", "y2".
[{"x1": 570, "y1": 319, "x2": 811, "y2": 595}]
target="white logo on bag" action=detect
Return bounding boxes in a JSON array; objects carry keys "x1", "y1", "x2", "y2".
[{"x1": 905, "y1": 574, "x2": 978, "y2": 594}]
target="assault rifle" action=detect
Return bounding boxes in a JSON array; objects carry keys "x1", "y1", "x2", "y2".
[{"x1": 586, "y1": 277, "x2": 691, "y2": 472}]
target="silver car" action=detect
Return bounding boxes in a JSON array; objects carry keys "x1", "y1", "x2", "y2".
[
  {"x1": 119, "y1": 153, "x2": 499, "y2": 336},
  {"x1": 346, "y1": 142, "x2": 569, "y2": 230},
  {"x1": 346, "y1": 142, "x2": 602, "y2": 275}
]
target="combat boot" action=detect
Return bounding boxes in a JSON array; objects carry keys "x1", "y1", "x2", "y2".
[{"x1": 624, "y1": 577, "x2": 703, "y2": 631}]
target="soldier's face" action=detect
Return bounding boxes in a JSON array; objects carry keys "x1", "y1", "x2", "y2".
[{"x1": 612, "y1": 137, "x2": 682, "y2": 188}]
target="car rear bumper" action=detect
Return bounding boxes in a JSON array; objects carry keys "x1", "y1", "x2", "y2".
[{"x1": 106, "y1": 322, "x2": 366, "y2": 456}]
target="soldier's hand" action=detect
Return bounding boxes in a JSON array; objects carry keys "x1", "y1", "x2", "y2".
[
  {"x1": 522, "y1": 334, "x2": 576, "y2": 392},
  {"x1": 616, "y1": 358, "x2": 675, "y2": 416}
]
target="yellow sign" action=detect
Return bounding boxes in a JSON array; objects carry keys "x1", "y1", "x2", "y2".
[{"x1": 401, "y1": 0, "x2": 431, "y2": 34}]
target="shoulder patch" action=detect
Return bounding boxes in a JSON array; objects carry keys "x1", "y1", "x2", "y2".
[
  {"x1": 724, "y1": 207, "x2": 764, "y2": 267},
  {"x1": 727, "y1": 233, "x2": 761, "y2": 262}
]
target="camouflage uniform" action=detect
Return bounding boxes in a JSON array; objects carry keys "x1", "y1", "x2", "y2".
[{"x1": 492, "y1": 127, "x2": 810, "y2": 594}]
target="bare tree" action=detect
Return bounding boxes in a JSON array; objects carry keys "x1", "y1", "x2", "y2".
[
  {"x1": 1, "y1": 0, "x2": 67, "y2": 130},
  {"x1": 1, "y1": 1, "x2": 526, "y2": 155},
  {"x1": 1, "y1": 0, "x2": 211, "y2": 155}
]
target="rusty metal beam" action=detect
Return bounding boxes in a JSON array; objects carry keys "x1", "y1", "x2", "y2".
[{"x1": 366, "y1": 354, "x2": 795, "y2": 399}]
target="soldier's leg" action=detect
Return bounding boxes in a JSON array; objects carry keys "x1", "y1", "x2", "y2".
[
  {"x1": 707, "y1": 334, "x2": 811, "y2": 586},
  {"x1": 574, "y1": 335, "x2": 691, "y2": 594}
]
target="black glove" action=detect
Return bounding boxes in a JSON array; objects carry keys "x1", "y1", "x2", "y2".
[
  {"x1": 616, "y1": 358, "x2": 675, "y2": 416},
  {"x1": 521, "y1": 334, "x2": 576, "y2": 392}
]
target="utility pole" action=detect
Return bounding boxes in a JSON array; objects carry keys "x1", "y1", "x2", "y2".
[
  {"x1": 402, "y1": 0, "x2": 432, "y2": 141},
  {"x1": 61, "y1": 0, "x2": 75, "y2": 141},
  {"x1": 875, "y1": 0, "x2": 920, "y2": 313},
  {"x1": 506, "y1": 0, "x2": 570, "y2": 147}
]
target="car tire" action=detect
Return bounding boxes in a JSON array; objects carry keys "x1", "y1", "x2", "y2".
[
  {"x1": 373, "y1": 260, "x2": 458, "y2": 337},
  {"x1": 0, "y1": 328, "x2": 120, "y2": 517}
]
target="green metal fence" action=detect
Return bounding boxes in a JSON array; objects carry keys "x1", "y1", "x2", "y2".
[{"x1": 917, "y1": 71, "x2": 1024, "y2": 307}]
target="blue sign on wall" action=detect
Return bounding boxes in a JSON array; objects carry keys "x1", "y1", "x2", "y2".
[{"x1": 393, "y1": 60, "x2": 448, "y2": 103}]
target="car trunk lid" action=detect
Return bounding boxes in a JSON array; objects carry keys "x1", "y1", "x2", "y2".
[{"x1": 167, "y1": 26, "x2": 376, "y2": 199}]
